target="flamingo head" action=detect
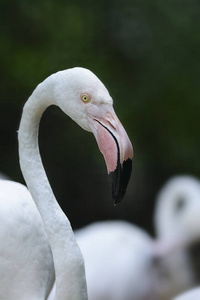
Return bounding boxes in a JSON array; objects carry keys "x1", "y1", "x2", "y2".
[{"x1": 53, "y1": 67, "x2": 133, "y2": 204}]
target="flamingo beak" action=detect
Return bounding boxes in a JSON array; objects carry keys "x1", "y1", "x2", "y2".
[{"x1": 89, "y1": 106, "x2": 133, "y2": 205}]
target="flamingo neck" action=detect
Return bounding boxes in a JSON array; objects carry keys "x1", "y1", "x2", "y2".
[{"x1": 18, "y1": 81, "x2": 88, "y2": 300}]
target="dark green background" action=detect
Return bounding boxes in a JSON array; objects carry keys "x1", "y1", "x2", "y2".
[{"x1": 1, "y1": 0, "x2": 200, "y2": 234}]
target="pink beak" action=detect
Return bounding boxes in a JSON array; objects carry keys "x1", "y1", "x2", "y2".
[{"x1": 88, "y1": 105, "x2": 133, "y2": 204}]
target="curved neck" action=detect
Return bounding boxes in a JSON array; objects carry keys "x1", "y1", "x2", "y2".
[{"x1": 18, "y1": 82, "x2": 88, "y2": 300}]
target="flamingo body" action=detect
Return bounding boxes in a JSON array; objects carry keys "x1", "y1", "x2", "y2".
[
  {"x1": 75, "y1": 221, "x2": 164, "y2": 300},
  {"x1": 0, "y1": 180, "x2": 54, "y2": 300}
]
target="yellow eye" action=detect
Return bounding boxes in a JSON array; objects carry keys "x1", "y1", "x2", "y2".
[{"x1": 81, "y1": 94, "x2": 90, "y2": 103}]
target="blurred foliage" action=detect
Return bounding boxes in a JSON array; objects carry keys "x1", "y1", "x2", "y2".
[{"x1": 0, "y1": 0, "x2": 200, "y2": 234}]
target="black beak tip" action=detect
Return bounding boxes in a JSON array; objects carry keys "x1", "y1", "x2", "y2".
[
  {"x1": 109, "y1": 158, "x2": 132, "y2": 205},
  {"x1": 113, "y1": 194, "x2": 124, "y2": 206}
]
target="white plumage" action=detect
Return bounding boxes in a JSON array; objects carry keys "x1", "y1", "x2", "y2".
[
  {"x1": 154, "y1": 176, "x2": 200, "y2": 298},
  {"x1": 0, "y1": 180, "x2": 54, "y2": 300},
  {"x1": 76, "y1": 221, "x2": 158, "y2": 300},
  {"x1": 67, "y1": 175, "x2": 200, "y2": 300},
  {"x1": 59, "y1": 220, "x2": 180, "y2": 300},
  {"x1": 0, "y1": 67, "x2": 133, "y2": 299}
]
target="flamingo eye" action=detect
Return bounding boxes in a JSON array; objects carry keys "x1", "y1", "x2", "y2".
[{"x1": 81, "y1": 94, "x2": 90, "y2": 103}]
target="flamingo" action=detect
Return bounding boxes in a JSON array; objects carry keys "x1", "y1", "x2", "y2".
[
  {"x1": 154, "y1": 176, "x2": 200, "y2": 298},
  {"x1": 45, "y1": 220, "x2": 182, "y2": 300},
  {"x1": 64, "y1": 176, "x2": 200, "y2": 300},
  {"x1": 75, "y1": 220, "x2": 161, "y2": 300},
  {"x1": 0, "y1": 67, "x2": 133, "y2": 300},
  {"x1": 0, "y1": 180, "x2": 55, "y2": 300}
]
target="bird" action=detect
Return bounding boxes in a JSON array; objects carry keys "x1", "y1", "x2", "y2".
[
  {"x1": 154, "y1": 175, "x2": 200, "y2": 298},
  {"x1": 0, "y1": 67, "x2": 133, "y2": 300},
  {"x1": 75, "y1": 220, "x2": 161, "y2": 300},
  {"x1": 173, "y1": 287, "x2": 200, "y2": 300},
  {"x1": 47, "y1": 220, "x2": 179, "y2": 300},
  {"x1": 48, "y1": 179, "x2": 198, "y2": 300},
  {"x1": 0, "y1": 180, "x2": 55, "y2": 300}
]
